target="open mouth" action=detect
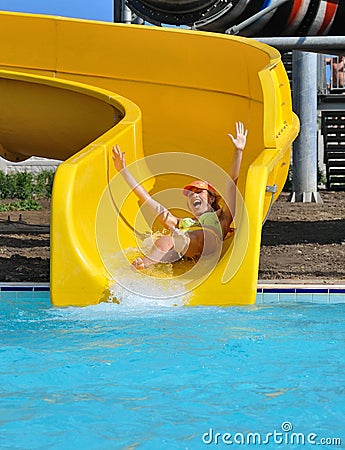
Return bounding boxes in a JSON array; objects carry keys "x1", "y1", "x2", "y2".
[{"x1": 192, "y1": 199, "x2": 202, "y2": 207}]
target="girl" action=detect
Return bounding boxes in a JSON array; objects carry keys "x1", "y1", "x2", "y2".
[{"x1": 112, "y1": 121, "x2": 247, "y2": 269}]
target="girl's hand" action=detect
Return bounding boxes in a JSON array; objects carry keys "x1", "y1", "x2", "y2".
[
  {"x1": 112, "y1": 144, "x2": 127, "y2": 172},
  {"x1": 228, "y1": 121, "x2": 248, "y2": 152}
]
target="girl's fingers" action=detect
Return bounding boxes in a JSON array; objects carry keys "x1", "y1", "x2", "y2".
[
  {"x1": 228, "y1": 133, "x2": 235, "y2": 143},
  {"x1": 234, "y1": 121, "x2": 247, "y2": 137},
  {"x1": 113, "y1": 144, "x2": 121, "y2": 156},
  {"x1": 112, "y1": 145, "x2": 125, "y2": 160}
]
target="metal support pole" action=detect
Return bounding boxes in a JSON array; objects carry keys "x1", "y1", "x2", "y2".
[
  {"x1": 290, "y1": 51, "x2": 322, "y2": 203},
  {"x1": 226, "y1": 0, "x2": 289, "y2": 35},
  {"x1": 114, "y1": 0, "x2": 124, "y2": 22},
  {"x1": 114, "y1": 0, "x2": 132, "y2": 23},
  {"x1": 123, "y1": 4, "x2": 132, "y2": 24},
  {"x1": 255, "y1": 36, "x2": 345, "y2": 56}
]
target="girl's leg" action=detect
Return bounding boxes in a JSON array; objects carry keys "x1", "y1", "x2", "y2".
[
  {"x1": 183, "y1": 230, "x2": 204, "y2": 259},
  {"x1": 183, "y1": 230, "x2": 222, "y2": 259},
  {"x1": 132, "y1": 235, "x2": 179, "y2": 269},
  {"x1": 132, "y1": 229, "x2": 222, "y2": 269}
]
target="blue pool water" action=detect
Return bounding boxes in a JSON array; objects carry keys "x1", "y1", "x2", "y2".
[{"x1": 1, "y1": 293, "x2": 344, "y2": 449}]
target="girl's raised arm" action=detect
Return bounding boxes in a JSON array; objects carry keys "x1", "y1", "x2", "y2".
[
  {"x1": 112, "y1": 145, "x2": 179, "y2": 229},
  {"x1": 221, "y1": 121, "x2": 247, "y2": 225}
]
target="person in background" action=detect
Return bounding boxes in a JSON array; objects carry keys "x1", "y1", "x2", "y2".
[{"x1": 326, "y1": 55, "x2": 344, "y2": 90}]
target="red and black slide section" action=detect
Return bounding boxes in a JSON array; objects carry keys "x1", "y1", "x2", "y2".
[{"x1": 126, "y1": 0, "x2": 344, "y2": 36}]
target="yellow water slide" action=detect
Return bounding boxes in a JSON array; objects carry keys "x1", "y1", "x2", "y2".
[{"x1": 0, "y1": 11, "x2": 299, "y2": 306}]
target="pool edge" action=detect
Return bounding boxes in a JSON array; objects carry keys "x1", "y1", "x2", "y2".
[{"x1": 1, "y1": 282, "x2": 344, "y2": 304}]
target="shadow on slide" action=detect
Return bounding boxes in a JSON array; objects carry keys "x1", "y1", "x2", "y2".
[{"x1": 0, "y1": 12, "x2": 299, "y2": 306}]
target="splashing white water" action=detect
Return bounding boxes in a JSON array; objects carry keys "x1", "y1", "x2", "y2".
[
  {"x1": 105, "y1": 262, "x2": 190, "y2": 306},
  {"x1": 108, "y1": 265, "x2": 190, "y2": 307}
]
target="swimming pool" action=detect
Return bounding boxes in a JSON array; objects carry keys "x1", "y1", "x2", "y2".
[{"x1": 1, "y1": 286, "x2": 344, "y2": 449}]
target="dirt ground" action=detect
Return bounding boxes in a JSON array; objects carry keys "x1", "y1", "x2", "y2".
[
  {"x1": 259, "y1": 191, "x2": 345, "y2": 283},
  {"x1": 0, "y1": 192, "x2": 344, "y2": 283}
]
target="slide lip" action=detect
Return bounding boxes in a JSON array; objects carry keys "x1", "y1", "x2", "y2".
[
  {"x1": 0, "y1": 10, "x2": 282, "y2": 59},
  {"x1": 0, "y1": 68, "x2": 137, "y2": 122},
  {"x1": 0, "y1": 67, "x2": 142, "y2": 167}
]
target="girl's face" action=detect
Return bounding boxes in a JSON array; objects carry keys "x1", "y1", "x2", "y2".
[{"x1": 186, "y1": 188, "x2": 214, "y2": 217}]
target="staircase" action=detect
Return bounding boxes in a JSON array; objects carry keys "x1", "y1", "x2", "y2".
[
  {"x1": 321, "y1": 111, "x2": 345, "y2": 190},
  {"x1": 281, "y1": 52, "x2": 345, "y2": 191}
]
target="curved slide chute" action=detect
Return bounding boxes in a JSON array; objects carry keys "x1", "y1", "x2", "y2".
[{"x1": 0, "y1": 12, "x2": 299, "y2": 306}]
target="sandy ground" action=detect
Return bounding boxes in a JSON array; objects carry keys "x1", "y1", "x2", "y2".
[{"x1": 0, "y1": 192, "x2": 344, "y2": 283}]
